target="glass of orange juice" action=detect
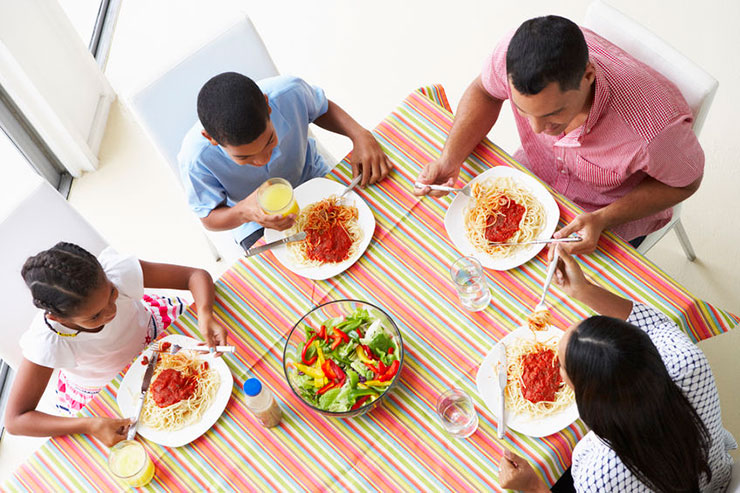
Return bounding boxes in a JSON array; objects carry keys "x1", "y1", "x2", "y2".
[
  {"x1": 108, "y1": 440, "x2": 155, "y2": 487},
  {"x1": 257, "y1": 177, "x2": 299, "y2": 216}
]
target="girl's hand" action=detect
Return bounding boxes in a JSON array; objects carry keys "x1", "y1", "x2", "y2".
[
  {"x1": 88, "y1": 417, "x2": 132, "y2": 447},
  {"x1": 552, "y1": 245, "x2": 591, "y2": 299},
  {"x1": 498, "y1": 449, "x2": 550, "y2": 493},
  {"x1": 198, "y1": 312, "x2": 228, "y2": 355}
]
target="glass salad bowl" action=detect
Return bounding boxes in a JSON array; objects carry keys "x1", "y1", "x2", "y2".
[{"x1": 283, "y1": 299, "x2": 404, "y2": 418}]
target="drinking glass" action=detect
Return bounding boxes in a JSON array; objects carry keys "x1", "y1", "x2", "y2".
[
  {"x1": 436, "y1": 388, "x2": 479, "y2": 438},
  {"x1": 450, "y1": 256, "x2": 491, "y2": 311},
  {"x1": 257, "y1": 177, "x2": 299, "y2": 216},
  {"x1": 108, "y1": 440, "x2": 155, "y2": 487}
]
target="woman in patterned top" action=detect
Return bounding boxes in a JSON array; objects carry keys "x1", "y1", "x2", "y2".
[{"x1": 499, "y1": 246, "x2": 736, "y2": 493}]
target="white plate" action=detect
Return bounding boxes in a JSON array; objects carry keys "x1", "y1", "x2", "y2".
[
  {"x1": 117, "y1": 334, "x2": 233, "y2": 448},
  {"x1": 444, "y1": 167, "x2": 559, "y2": 271},
  {"x1": 263, "y1": 177, "x2": 375, "y2": 280},
  {"x1": 476, "y1": 326, "x2": 579, "y2": 437}
]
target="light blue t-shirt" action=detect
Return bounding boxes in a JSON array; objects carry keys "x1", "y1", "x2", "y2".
[{"x1": 177, "y1": 75, "x2": 331, "y2": 243}]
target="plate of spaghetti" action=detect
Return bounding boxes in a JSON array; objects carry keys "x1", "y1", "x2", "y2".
[
  {"x1": 476, "y1": 325, "x2": 578, "y2": 437},
  {"x1": 444, "y1": 167, "x2": 559, "y2": 271},
  {"x1": 117, "y1": 334, "x2": 233, "y2": 447},
  {"x1": 263, "y1": 177, "x2": 375, "y2": 280}
]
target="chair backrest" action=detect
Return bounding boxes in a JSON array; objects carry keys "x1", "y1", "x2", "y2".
[
  {"x1": 584, "y1": 0, "x2": 718, "y2": 136},
  {"x1": 127, "y1": 16, "x2": 280, "y2": 174},
  {"x1": 0, "y1": 176, "x2": 108, "y2": 369}
]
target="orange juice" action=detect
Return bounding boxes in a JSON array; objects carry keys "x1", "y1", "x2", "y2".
[
  {"x1": 108, "y1": 440, "x2": 155, "y2": 487},
  {"x1": 258, "y1": 178, "x2": 299, "y2": 216}
]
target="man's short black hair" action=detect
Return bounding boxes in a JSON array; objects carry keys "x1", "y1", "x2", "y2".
[
  {"x1": 506, "y1": 15, "x2": 589, "y2": 95},
  {"x1": 197, "y1": 72, "x2": 269, "y2": 146}
]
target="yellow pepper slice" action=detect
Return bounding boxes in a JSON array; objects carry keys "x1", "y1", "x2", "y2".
[
  {"x1": 363, "y1": 380, "x2": 392, "y2": 388},
  {"x1": 296, "y1": 363, "x2": 324, "y2": 379},
  {"x1": 356, "y1": 346, "x2": 373, "y2": 364},
  {"x1": 314, "y1": 343, "x2": 326, "y2": 387}
]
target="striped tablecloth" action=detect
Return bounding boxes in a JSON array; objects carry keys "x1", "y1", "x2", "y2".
[{"x1": 5, "y1": 86, "x2": 737, "y2": 492}]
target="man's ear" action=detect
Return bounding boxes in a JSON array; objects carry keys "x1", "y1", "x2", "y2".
[
  {"x1": 201, "y1": 129, "x2": 220, "y2": 146},
  {"x1": 583, "y1": 61, "x2": 596, "y2": 86}
]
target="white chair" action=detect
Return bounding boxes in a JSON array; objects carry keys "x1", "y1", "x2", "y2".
[
  {"x1": 584, "y1": 0, "x2": 718, "y2": 260},
  {"x1": 0, "y1": 174, "x2": 108, "y2": 369},
  {"x1": 127, "y1": 15, "x2": 336, "y2": 264}
]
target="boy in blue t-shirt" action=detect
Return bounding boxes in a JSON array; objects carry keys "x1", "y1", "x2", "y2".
[{"x1": 178, "y1": 72, "x2": 391, "y2": 249}]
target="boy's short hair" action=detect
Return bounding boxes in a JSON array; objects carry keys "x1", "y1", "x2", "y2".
[
  {"x1": 197, "y1": 72, "x2": 269, "y2": 146},
  {"x1": 506, "y1": 15, "x2": 589, "y2": 95}
]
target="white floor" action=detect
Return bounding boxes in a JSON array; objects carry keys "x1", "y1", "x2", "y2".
[{"x1": 2, "y1": 0, "x2": 739, "y2": 484}]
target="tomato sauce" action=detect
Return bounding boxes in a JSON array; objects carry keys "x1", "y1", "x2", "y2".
[
  {"x1": 485, "y1": 200, "x2": 525, "y2": 242},
  {"x1": 306, "y1": 223, "x2": 353, "y2": 263},
  {"x1": 520, "y1": 349, "x2": 562, "y2": 403},
  {"x1": 150, "y1": 368, "x2": 198, "y2": 407}
]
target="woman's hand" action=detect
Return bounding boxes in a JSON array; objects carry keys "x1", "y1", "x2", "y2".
[
  {"x1": 552, "y1": 246, "x2": 591, "y2": 299},
  {"x1": 88, "y1": 417, "x2": 132, "y2": 447},
  {"x1": 198, "y1": 312, "x2": 228, "y2": 355},
  {"x1": 498, "y1": 449, "x2": 550, "y2": 492}
]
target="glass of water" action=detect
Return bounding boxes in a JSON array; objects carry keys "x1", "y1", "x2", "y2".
[
  {"x1": 450, "y1": 256, "x2": 491, "y2": 311},
  {"x1": 436, "y1": 388, "x2": 479, "y2": 438}
]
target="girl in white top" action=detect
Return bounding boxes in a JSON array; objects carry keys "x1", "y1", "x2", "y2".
[
  {"x1": 4, "y1": 242, "x2": 228, "y2": 447},
  {"x1": 499, "y1": 247, "x2": 735, "y2": 493}
]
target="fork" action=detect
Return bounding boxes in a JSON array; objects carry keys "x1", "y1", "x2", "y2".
[
  {"x1": 414, "y1": 182, "x2": 473, "y2": 197},
  {"x1": 170, "y1": 344, "x2": 236, "y2": 355},
  {"x1": 535, "y1": 251, "x2": 560, "y2": 314}
]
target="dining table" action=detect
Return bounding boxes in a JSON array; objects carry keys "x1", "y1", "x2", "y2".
[{"x1": 4, "y1": 85, "x2": 738, "y2": 492}]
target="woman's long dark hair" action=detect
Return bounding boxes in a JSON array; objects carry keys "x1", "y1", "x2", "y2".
[
  {"x1": 565, "y1": 316, "x2": 711, "y2": 493},
  {"x1": 21, "y1": 242, "x2": 104, "y2": 317}
]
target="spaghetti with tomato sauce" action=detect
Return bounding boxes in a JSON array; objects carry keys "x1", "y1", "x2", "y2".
[
  {"x1": 141, "y1": 352, "x2": 220, "y2": 431},
  {"x1": 289, "y1": 195, "x2": 362, "y2": 266},
  {"x1": 504, "y1": 338, "x2": 574, "y2": 418}
]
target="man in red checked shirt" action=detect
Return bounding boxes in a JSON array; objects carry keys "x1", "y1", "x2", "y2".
[{"x1": 415, "y1": 15, "x2": 704, "y2": 253}]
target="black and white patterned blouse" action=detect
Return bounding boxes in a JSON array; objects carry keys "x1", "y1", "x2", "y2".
[{"x1": 571, "y1": 303, "x2": 736, "y2": 492}]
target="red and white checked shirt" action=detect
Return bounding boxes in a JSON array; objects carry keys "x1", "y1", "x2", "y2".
[{"x1": 481, "y1": 28, "x2": 704, "y2": 240}]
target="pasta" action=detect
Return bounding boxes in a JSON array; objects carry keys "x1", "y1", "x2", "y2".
[
  {"x1": 504, "y1": 337, "x2": 574, "y2": 418},
  {"x1": 141, "y1": 352, "x2": 220, "y2": 432},
  {"x1": 464, "y1": 177, "x2": 546, "y2": 258},
  {"x1": 526, "y1": 309, "x2": 553, "y2": 332},
  {"x1": 288, "y1": 195, "x2": 362, "y2": 267}
]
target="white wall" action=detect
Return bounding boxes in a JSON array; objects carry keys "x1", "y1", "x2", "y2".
[{"x1": 0, "y1": 0, "x2": 114, "y2": 175}]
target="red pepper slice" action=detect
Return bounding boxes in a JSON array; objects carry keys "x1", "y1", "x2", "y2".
[
  {"x1": 321, "y1": 361, "x2": 336, "y2": 380},
  {"x1": 356, "y1": 328, "x2": 363, "y2": 338},
  {"x1": 330, "y1": 335, "x2": 343, "y2": 351},
  {"x1": 317, "y1": 381, "x2": 336, "y2": 395},
  {"x1": 362, "y1": 345, "x2": 379, "y2": 361},
  {"x1": 317, "y1": 325, "x2": 327, "y2": 341},
  {"x1": 365, "y1": 362, "x2": 380, "y2": 375},
  {"x1": 351, "y1": 395, "x2": 371, "y2": 410},
  {"x1": 334, "y1": 327, "x2": 350, "y2": 343},
  {"x1": 378, "y1": 360, "x2": 400, "y2": 382},
  {"x1": 388, "y1": 346, "x2": 394, "y2": 355},
  {"x1": 302, "y1": 334, "x2": 318, "y2": 365},
  {"x1": 378, "y1": 360, "x2": 387, "y2": 374},
  {"x1": 329, "y1": 360, "x2": 344, "y2": 380}
]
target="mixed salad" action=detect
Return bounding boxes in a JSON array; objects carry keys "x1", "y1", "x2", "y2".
[{"x1": 289, "y1": 307, "x2": 401, "y2": 413}]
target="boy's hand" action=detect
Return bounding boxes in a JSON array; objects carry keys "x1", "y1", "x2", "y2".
[
  {"x1": 235, "y1": 189, "x2": 296, "y2": 230},
  {"x1": 88, "y1": 417, "x2": 132, "y2": 447},
  {"x1": 351, "y1": 130, "x2": 393, "y2": 186}
]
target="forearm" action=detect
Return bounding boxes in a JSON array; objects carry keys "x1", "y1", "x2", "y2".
[
  {"x1": 440, "y1": 77, "x2": 503, "y2": 167},
  {"x1": 188, "y1": 269, "x2": 216, "y2": 320},
  {"x1": 6, "y1": 410, "x2": 94, "y2": 438},
  {"x1": 573, "y1": 283, "x2": 633, "y2": 320},
  {"x1": 313, "y1": 101, "x2": 371, "y2": 142},
  {"x1": 592, "y1": 176, "x2": 701, "y2": 230},
  {"x1": 201, "y1": 205, "x2": 250, "y2": 231}
]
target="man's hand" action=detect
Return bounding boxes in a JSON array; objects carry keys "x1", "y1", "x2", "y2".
[
  {"x1": 233, "y1": 188, "x2": 296, "y2": 231},
  {"x1": 498, "y1": 449, "x2": 550, "y2": 492},
  {"x1": 350, "y1": 130, "x2": 393, "y2": 186},
  {"x1": 413, "y1": 158, "x2": 461, "y2": 197},
  {"x1": 88, "y1": 417, "x2": 132, "y2": 447},
  {"x1": 553, "y1": 211, "x2": 607, "y2": 255}
]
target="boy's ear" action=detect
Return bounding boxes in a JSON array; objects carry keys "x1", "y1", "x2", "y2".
[
  {"x1": 200, "y1": 129, "x2": 220, "y2": 146},
  {"x1": 264, "y1": 94, "x2": 271, "y2": 115}
]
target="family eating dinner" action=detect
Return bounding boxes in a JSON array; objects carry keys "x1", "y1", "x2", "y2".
[{"x1": 3, "y1": 13, "x2": 737, "y2": 493}]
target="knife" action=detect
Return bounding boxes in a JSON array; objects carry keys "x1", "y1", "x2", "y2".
[
  {"x1": 245, "y1": 231, "x2": 307, "y2": 258},
  {"x1": 495, "y1": 342, "x2": 508, "y2": 439},
  {"x1": 127, "y1": 351, "x2": 158, "y2": 440},
  {"x1": 339, "y1": 173, "x2": 363, "y2": 200}
]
